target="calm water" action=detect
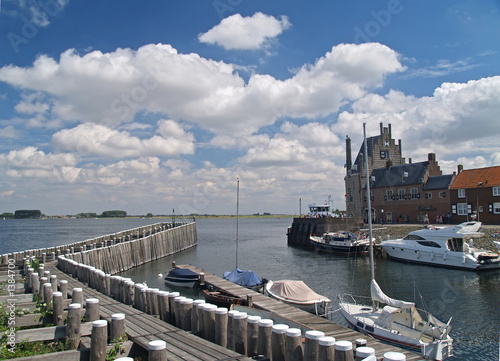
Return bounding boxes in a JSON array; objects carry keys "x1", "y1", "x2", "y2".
[{"x1": 1, "y1": 217, "x2": 499, "y2": 360}]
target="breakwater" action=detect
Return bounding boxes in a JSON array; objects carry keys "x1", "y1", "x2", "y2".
[{"x1": 0, "y1": 222, "x2": 197, "y2": 272}]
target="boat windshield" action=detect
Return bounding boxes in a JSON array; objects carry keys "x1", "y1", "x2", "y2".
[{"x1": 403, "y1": 234, "x2": 425, "y2": 240}]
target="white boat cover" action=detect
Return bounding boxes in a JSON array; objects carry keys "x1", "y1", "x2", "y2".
[
  {"x1": 269, "y1": 280, "x2": 328, "y2": 302},
  {"x1": 370, "y1": 279, "x2": 415, "y2": 309}
]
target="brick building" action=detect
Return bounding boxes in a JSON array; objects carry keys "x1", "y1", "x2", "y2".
[
  {"x1": 345, "y1": 123, "x2": 454, "y2": 224},
  {"x1": 449, "y1": 165, "x2": 500, "y2": 224}
]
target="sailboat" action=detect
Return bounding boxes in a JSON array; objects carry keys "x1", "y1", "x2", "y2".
[{"x1": 338, "y1": 124, "x2": 453, "y2": 360}]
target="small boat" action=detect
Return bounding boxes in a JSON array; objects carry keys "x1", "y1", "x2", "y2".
[
  {"x1": 164, "y1": 268, "x2": 199, "y2": 288},
  {"x1": 265, "y1": 280, "x2": 331, "y2": 317},
  {"x1": 202, "y1": 286, "x2": 244, "y2": 308},
  {"x1": 310, "y1": 231, "x2": 370, "y2": 254},
  {"x1": 223, "y1": 267, "x2": 264, "y2": 292},
  {"x1": 380, "y1": 221, "x2": 500, "y2": 270}
]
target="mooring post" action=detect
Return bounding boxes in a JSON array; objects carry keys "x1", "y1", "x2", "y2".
[
  {"x1": 334, "y1": 340, "x2": 354, "y2": 361},
  {"x1": 202, "y1": 304, "x2": 217, "y2": 343},
  {"x1": 111, "y1": 313, "x2": 126, "y2": 341},
  {"x1": 43, "y1": 283, "x2": 53, "y2": 309},
  {"x1": 167, "y1": 292, "x2": 180, "y2": 325},
  {"x1": 180, "y1": 298, "x2": 193, "y2": 331},
  {"x1": 149, "y1": 340, "x2": 167, "y2": 361},
  {"x1": 72, "y1": 287, "x2": 83, "y2": 307},
  {"x1": 355, "y1": 346, "x2": 375, "y2": 361},
  {"x1": 50, "y1": 274, "x2": 57, "y2": 292},
  {"x1": 247, "y1": 315, "x2": 261, "y2": 357},
  {"x1": 233, "y1": 311, "x2": 248, "y2": 355},
  {"x1": 318, "y1": 336, "x2": 335, "y2": 361},
  {"x1": 272, "y1": 324, "x2": 289, "y2": 361},
  {"x1": 215, "y1": 307, "x2": 228, "y2": 348},
  {"x1": 59, "y1": 279, "x2": 68, "y2": 299},
  {"x1": 174, "y1": 295, "x2": 186, "y2": 327},
  {"x1": 90, "y1": 319, "x2": 108, "y2": 361},
  {"x1": 40, "y1": 277, "x2": 48, "y2": 301},
  {"x1": 191, "y1": 299, "x2": 205, "y2": 334},
  {"x1": 227, "y1": 310, "x2": 239, "y2": 350},
  {"x1": 382, "y1": 352, "x2": 406, "y2": 361},
  {"x1": 85, "y1": 298, "x2": 100, "y2": 322},
  {"x1": 158, "y1": 291, "x2": 170, "y2": 322},
  {"x1": 304, "y1": 330, "x2": 325, "y2": 361},
  {"x1": 53, "y1": 291, "x2": 64, "y2": 326},
  {"x1": 67, "y1": 303, "x2": 82, "y2": 349},
  {"x1": 31, "y1": 273, "x2": 40, "y2": 295},
  {"x1": 247, "y1": 294, "x2": 253, "y2": 308},
  {"x1": 257, "y1": 318, "x2": 273, "y2": 359},
  {"x1": 285, "y1": 328, "x2": 303, "y2": 361}
]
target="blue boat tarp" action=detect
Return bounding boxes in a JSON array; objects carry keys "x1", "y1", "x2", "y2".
[
  {"x1": 223, "y1": 268, "x2": 262, "y2": 287},
  {"x1": 168, "y1": 268, "x2": 199, "y2": 279}
]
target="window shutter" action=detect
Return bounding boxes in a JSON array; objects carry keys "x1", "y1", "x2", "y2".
[
  {"x1": 489, "y1": 204, "x2": 493, "y2": 213},
  {"x1": 467, "y1": 203, "x2": 472, "y2": 214},
  {"x1": 452, "y1": 204, "x2": 457, "y2": 214}
]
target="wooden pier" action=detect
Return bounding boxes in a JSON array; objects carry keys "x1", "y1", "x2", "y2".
[{"x1": 179, "y1": 264, "x2": 423, "y2": 361}]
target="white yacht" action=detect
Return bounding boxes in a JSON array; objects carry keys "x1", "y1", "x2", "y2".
[{"x1": 380, "y1": 222, "x2": 500, "y2": 270}]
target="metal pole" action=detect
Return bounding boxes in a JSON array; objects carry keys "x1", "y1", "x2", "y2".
[
  {"x1": 236, "y1": 177, "x2": 239, "y2": 268},
  {"x1": 363, "y1": 123, "x2": 375, "y2": 282}
]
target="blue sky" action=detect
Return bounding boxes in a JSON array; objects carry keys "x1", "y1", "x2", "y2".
[{"x1": 0, "y1": 0, "x2": 499, "y2": 216}]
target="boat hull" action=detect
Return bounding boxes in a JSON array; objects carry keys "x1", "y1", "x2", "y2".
[
  {"x1": 164, "y1": 277, "x2": 198, "y2": 288},
  {"x1": 202, "y1": 288, "x2": 243, "y2": 308},
  {"x1": 310, "y1": 238, "x2": 368, "y2": 254},
  {"x1": 381, "y1": 243, "x2": 500, "y2": 271}
]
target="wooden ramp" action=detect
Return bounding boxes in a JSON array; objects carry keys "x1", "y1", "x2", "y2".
[
  {"x1": 180, "y1": 264, "x2": 424, "y2": 361},
  {"x1": 46, "y1": 263, "x2": 251, "y2": 361}
]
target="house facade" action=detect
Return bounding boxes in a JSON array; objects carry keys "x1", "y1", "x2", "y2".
[
  {"x1": 345, "y1": 123, "x2": 454, "y2": 224},
  {"x1": 449, "y1": 165, "x2": 500, "y2": 225}
]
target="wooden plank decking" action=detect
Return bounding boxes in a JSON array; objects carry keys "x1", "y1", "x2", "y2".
[
  {"x1": 45, "y1": 263, "x2": 251, "y2": 361},
  {"x1": 179, "y1": 264, "x2": 424, "y2": 361}
]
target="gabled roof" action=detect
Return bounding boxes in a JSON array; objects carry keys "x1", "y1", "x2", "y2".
[
  {"x1": 424, "y1": 174, "x2": 454, "y2": 190},
  {"x1": 351, "y1": 136, "x2": 380, "y2": 173},
  {"x1": 369, "y1": 162, "x2": 428, "y2": 188},
  {"x1": 450, "y1": 166, "x2": 500, "y2": 189}
]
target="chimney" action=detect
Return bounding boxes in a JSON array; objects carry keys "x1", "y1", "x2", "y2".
[
  {"x1": 428, "y1": 153, "x2": 436, "y2": 162},
  {"x1": 458, "y1": 164, "x2": 463, "y2": 174},
  {"x1": 345, "y1": 136, "x2": 352, "y2": 172},
  {"x1": 408, "y1": 158, "x2": 412, "y2": 164},
  {"x1": 388, "y1": 123, "x2": 392, "y2": 138},
  {"x1": 380, "y1": 122, "x2": 383, "y2": 136},
  {"x1": 386, "y1": 159, "x2": 392, "y2": 170}
]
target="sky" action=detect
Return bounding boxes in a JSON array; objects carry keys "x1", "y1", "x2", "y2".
[{"x1": 0, "y1": 0, "x2": 499, "y2": 216}]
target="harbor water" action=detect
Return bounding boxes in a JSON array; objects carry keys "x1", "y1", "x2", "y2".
[{"x1": 1, "y1": 217, "x2": 499, "y2": 360}]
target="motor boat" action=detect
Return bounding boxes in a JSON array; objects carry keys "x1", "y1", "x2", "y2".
[
  {"x1": 265, "y1": 280, "x2": 331, "y2": 317},
  {"x1": 223, "y1": 267, "x2": 264, "y2": 292},
  {"x1": 380, "y1": 222, "x2": 500, "y2": 270},
  {"x1": 310, "y1": 231, "x2": 369, "y2": 254},
  {"x1": 164, "y1": 268, "x2": 199, "y2": 288}
]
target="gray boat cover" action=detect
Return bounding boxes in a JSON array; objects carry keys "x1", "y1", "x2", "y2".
[{"x1": 269, "y1": 280, "x2": 328, "y2": 302}]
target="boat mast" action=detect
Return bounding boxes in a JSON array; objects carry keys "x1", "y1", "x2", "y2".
[
  {"x1": 236, "y1": 177, "x2": 239, "y2": 268},
  {"x1": 363, "y1": 123, "x2": 375, "y2": 281}
]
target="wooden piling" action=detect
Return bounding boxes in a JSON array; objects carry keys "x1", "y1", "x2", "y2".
[
  {"x1": 157, "y1": 291, "x2": 170, "y2": 322},
  {"x1": 67, "y1": 303, "x2": 82, "y2": 349},
  {"x1": 85, "y1": 298, "x2": 100, "y2": 322},
  {"x1": 167, "y1": 292, "x2": 180, "y2": 325},
  {"x1": 43, "y1": 283, "x2": 53, "y2": 309},
  {"x1": 355, "y1": 347, "x2": 375, "y2": 361},
  {"x1": 285, "y1": 328, "x2": 303, "y2": 361},
  {"x1": 233, "y1": 311, "x2": 248, "y2": 355},
  {"x1": 334, "y1": 340, "x2": 354, "y2": 361},
  {"x1": 53, "y1": 291, "x2": 64, "y2": 326},
  {"x1": 59, "y1": 279, "x2": 68, "y2": 299},
  {"x1": 178, "y1": 298, "x2": 192, "y2": 331},
  {"x1": 202, "y1": 304, "x2": 217, "y2": 343},
  {"x1": 304, "y1": 330, "x2": 325, "y2": 361},
  {"x1": 90, "y1": 320, "x2": 108, "y2": 361},
  {"x1": 72, "y1": 287, "x2": 83, "y2": 307},
  {"x1": 31, "y1": 273, "x2": 40, "y2": 295},
  {"x1": 50, "y1": 274, "x2": 58, "y2": 292},
  {"x1": 257, "y1": 318, "x2": 273, "y2": 360},
  {"x1": 191, "y1": 299, "x2": 205, "y2": 334},
  {"x1": 383, "y1": 352, "x2": 406, "y2": 361},
  {"x1": 227, "y1": 310, "x2": 239, "y2": 351},
  {"x1": 215, "y1": 307, "x2": 228, "y2": 348},
  {"x1": 111, "y1": 313, "x2": 126, "y2": 341},
  {"x1": 272, "y1": 324, "x2": 289, "y2": 361},
  {"x1": 149, "y1": 340, "x2": 167, "y2": 361},
  {"x1": 318, "y1": 336, "x2": 335, "y2": 361},
  {"x1": 174, "y1": 295, "x2": 187, "y2": 327},
  {"x1": 247, "y1": 315, "x2": 261, "y2": 357}
]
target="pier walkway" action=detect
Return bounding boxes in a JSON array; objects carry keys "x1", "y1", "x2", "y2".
[
  {"x1": 180, "y1": 264, "x2": 423, "y2": 361},
  {"x1": 46, "y1": 262, "x2": 251, "y2": 361}
]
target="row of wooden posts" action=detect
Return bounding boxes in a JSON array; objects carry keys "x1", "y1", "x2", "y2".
[
  {"x1": 1, "y1": 221, "x2": 193, "y2": 266},
  {"x1": 52, "y1": 255, "x2": 407, "y2": 361}
]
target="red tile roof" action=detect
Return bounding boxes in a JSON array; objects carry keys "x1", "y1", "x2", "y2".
[{"x1": 450, "y1": 165, "x2": 500, "y2": 189}]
